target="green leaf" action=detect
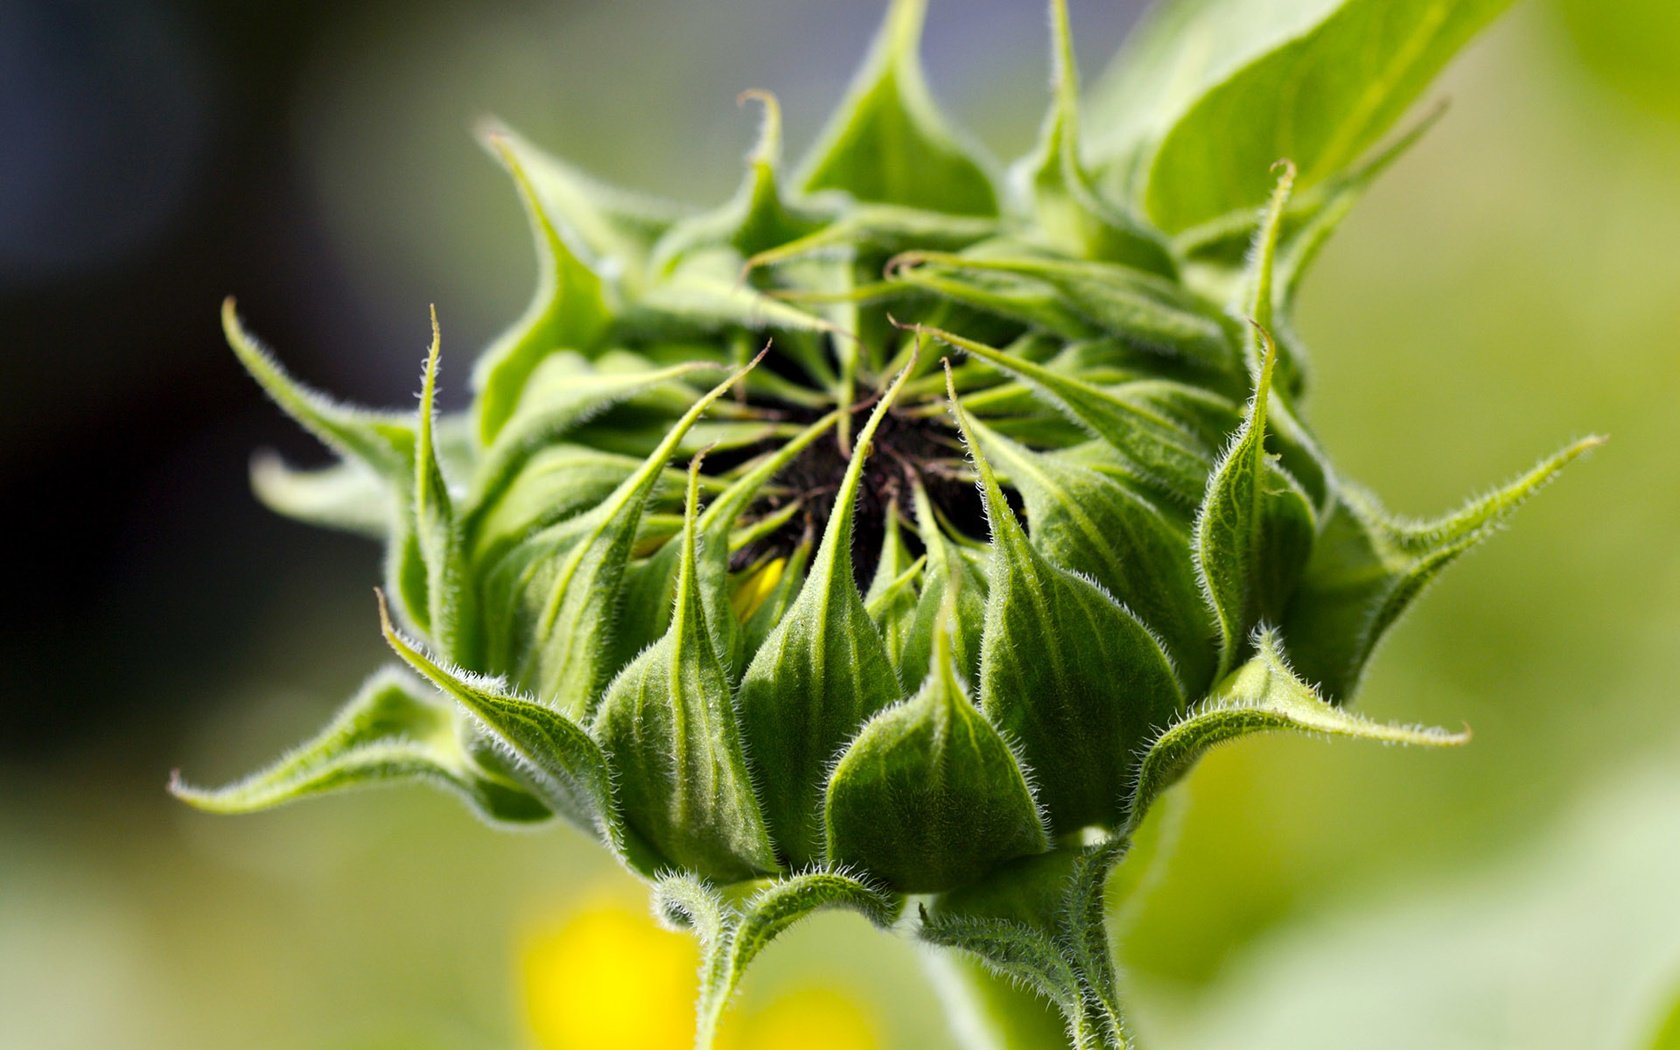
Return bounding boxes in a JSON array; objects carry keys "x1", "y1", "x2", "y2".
[
  {"x1": 975, "y1": 421, "x2": 1217, "y2": 695},
  {"x1": 170, "y1": 667, "x2": 549, "y2": 826},
  {"x1": 223, "y1": 297, "x2": 413, "y2": 477},
  {"x1": 1126, "y1": 628, "x2": 1468, "y2": 829},
  {"x1": 594, "y1": 456, "x2": 779, "y2": 881},
  {"x1": 736, "y1": 357, "x2": 918, "y2": 867},
  {"x1": 472, "y1": 133, "x2": 612, "y2": 445},
  {"x1": 652, "y1": 91, "x2": 825, "y2": 270},
  {"x1": 658, "y1": 871, "x2": 902, "y2": 1050},
  {"x1": 1141, "y1": 0, "x2": 1516, "y2": 232},
  {"x1": 368, "y1": 595, "x2": 664, "y2": 873},
  {"x1": 495, "y1": 361, "x2": 755, "y2": 719},
  {"x1": 825, "y1": 617, "x2": 1049, "y2": 892},
  {"x1": 948, "y1": 365, "x2": 1184, "y2": 833},
  {"x1": 1192, "y1": 329, "x2": 1317, "y2": 680},
  {"x1": 797, "y1": 0, "x2": 997, "y2": 216},
  {"x1": 250, "y1": 452, "x2": 390, "y2": 539},
  {"x1": 1282, "y1": 438, "x2": 1603, "y2": 700},
  {"x1": 1013, "y1": 0, "x2": 1173, "y2": 274},
  {"x1": 477, "y1": 119, "x2": 689, "y2": 280}
]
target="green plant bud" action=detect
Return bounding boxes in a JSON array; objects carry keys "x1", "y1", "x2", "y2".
[
  {"x1": 826, "y1": 612, "x2": 1049, "y2": 891},
  {"x1": 177, "y1": 0, "x2": 1599, "y2": 1044}
]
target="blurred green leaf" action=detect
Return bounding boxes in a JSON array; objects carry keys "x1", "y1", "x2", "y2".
[
  {"x1": 797, "y1": 0, "x2": 997, "y2": 216},
  {"x1": 1136, "y1": 0, "x2": 1513, "y2": 233}
]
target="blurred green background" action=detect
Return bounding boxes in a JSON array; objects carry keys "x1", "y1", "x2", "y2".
[{"x1": 3, "y1": 1, "x2": 1678, "y2": 1047}]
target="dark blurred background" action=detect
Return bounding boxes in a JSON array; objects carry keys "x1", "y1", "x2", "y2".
[{"x1": 3, "y1": 1, "x2": 1678, "y2": 1048}]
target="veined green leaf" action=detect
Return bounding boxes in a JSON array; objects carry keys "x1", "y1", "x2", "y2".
[
  {"x1": 1192, "y1": 329, "x2": 1317, "y2": 680},
  {"x1": 1126, "y1": 628, "x2": 1468, "y2": 829},
  {"x1": 949, "y1": 364, "x2": 1184, "y2": 833},
  {"x1": 1087, "y1": 0, "x2": 1338, "y2": 189},
  {"x1": 797, "y1": 0, "x2": 997, "y2": 216},
  {"x1": 1283, "y1": 438, "x2": 1603, "y2": 700},
  {"x1": 466, "y1": 445, "x2": 667, "y2": 567},
  {"x1": 826, "y1": 618, "x2": 1049, "y2": 891},
  {"x1": 1141, "y1": 0, "x2": 1515, "y2": 232},
  {"x1": 975, "y1": 421, "x2": 1216, "y2": 695},
  {"x1": 472, "y1": 133, "x2": 611, "y2": 445},
  {"x1": 736, "y1": 357, "x2": 918, "y2": 867},
  {"x1": 594, "y1": 456, "x2": 779, "y2": 881},
  {"x1": 170, "y1": 667, "x2": 548, "y2": 826},
  {"x1": 1013, "y1": 0, "x2": 1173, "y2": 275},
  {"x1": 631, "y1": 248, "x2": 834, "y2": 339}
]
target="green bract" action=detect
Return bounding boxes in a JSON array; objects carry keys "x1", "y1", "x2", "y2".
[{"x1": 174, "y1": 0, "x2": 1599, "y2": 1045}]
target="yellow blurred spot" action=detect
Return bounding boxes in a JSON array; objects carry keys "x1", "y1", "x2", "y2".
[
  {"x1": 523, "y1": 893, "x2": 697, "y2": 1050},
  {"x1": 730, "y1": 557, "x2": 785, "y2": 622},
  {"x1": 727, "y1": 985, "x2": 880, "y2": 1050}
]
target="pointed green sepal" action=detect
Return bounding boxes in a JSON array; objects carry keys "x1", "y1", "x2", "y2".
[
  {"x1": 1014, "y1": 0, "x2": 1172, "y2": 274},
  {"x1": 825, "y1": 617, "x2": 1049, "y2": 891},
  {"x1": 413, "y1": 308, "x2": 464, "y2": 655},
  {"x1": 170, "y1": 666, "x2": 549, "y2": 826},
  {"x1": 595, "y1": 454, "x2": 780, "y2": 882},
  {"x1": 976, "y1": 421, "x2": 1217, "y2": 695},
  {"x1": 1283, "y1": 437, "x2": 1604, "y2": 699},
  {"x1": 897, "y1": 480, "x2": 988, "y2": 687},
  {"x1": 797, "y1": 0, "x2": 997, "y2": 216},
  {"x1": 369, "y1": 592, "x2": 669, "y2": 875},
  {"x1": 223, "y1": 298, "x2": 414, "y2": 476},
  {"x1": 1192, "y1": 328, "x2": 1317, "y2": 680},
  {"x1": 736, "y1": 355, "x2": 919, "y2": 867},
  {"x1": 948, "y1": 363, "x2": 1184, "y2": 833},
  {"x1": 1126, "y1": 628, "x2": 1469, "y2": 829},
  {"x1": 472, "y1": 133, "x2": 612, "y2": 444},
  {"x1": 510, "y1": 358, "x2": 760, "y2": 719}
]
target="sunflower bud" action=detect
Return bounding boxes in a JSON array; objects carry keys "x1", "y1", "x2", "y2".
[{"x1": 174, "y1": 0, "x2": 1596, "y2": 1045}]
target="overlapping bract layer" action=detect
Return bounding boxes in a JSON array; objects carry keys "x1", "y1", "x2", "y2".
[{"x1": 176, "y1": 0, "x2": 1594, "y2": 1045}]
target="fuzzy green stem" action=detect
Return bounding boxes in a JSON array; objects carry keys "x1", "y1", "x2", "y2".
[{"x1": 923, "y1": 951, "x2": 1079, "y2": 1050}]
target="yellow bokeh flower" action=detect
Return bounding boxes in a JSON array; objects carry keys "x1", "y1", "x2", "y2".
[{"x1": 523, "y1": 890, "x2": 880, "y2": 1050}]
